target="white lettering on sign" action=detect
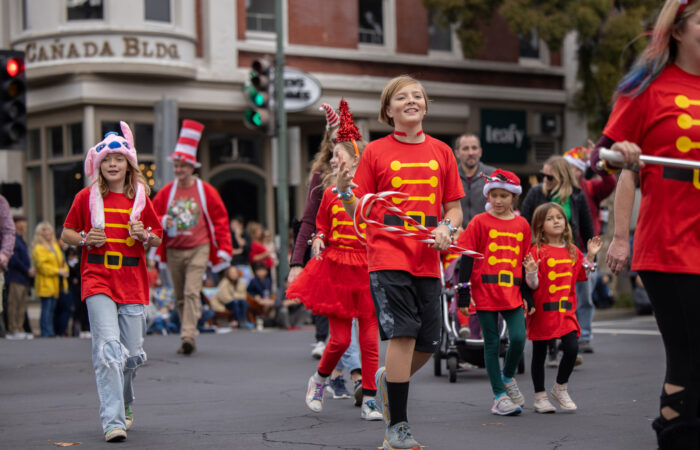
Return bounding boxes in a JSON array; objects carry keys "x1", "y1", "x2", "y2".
[{"x1": 486, "y1": 124, "x2": 524, "y2": 148}]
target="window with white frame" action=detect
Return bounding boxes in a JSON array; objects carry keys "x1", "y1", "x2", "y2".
[
  {"x1": 67, "y1": 0, "x2": 103, "y2": 21},
  {"x1": 246, "y1": 0, "x2": 275, "y2": 33},
  {"x1": 145, "y1": 0, "x2": 171, "y2": 23},
  {"x1": 428, "y1": 11, "x2": 452, "y2": 51},
  {"x1": 359, "y1": 0, "x2": 384, "y2": 45}
]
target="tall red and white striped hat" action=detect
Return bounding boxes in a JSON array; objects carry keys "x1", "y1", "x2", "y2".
[{"x1": 169, "y1": 119, "x2": 204, "y2": 168}]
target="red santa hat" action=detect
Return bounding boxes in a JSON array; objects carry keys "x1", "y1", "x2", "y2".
[
  {"x1": 483, "y1": 169, "x2": 522, "y2": 197},
  {"x1": 319, "y1": 103, "x2": 340, "y2": 130},
  {"x1": 169, "y1": 120, "x2": 204, "y2": 168},
  {"x1": 84, "y1": 121, "x2": 146, "y2": 229},
  {"x1": 336, "y1": 98, "x2": 362, "y2": 156},
  {"x1": 563, "y1": 146, "x2": 589, "y2": 173}
]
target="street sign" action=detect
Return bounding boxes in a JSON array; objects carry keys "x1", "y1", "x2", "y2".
[{"x1": 282, "y1": 67, "x2": 321, "y2": 112}]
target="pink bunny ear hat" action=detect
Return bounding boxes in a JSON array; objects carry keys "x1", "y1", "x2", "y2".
[{"x1": 84, "y1": 121, "x2": 146, "y2": 229}]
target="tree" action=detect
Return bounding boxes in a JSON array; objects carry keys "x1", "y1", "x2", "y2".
[{"x1": 423, "y1": 0, "x2": 660, "y2": 135}]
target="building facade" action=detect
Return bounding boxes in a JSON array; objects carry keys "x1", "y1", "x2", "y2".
[{"x1": 0, "y1": 0, "x2": 574, "y2": 232}]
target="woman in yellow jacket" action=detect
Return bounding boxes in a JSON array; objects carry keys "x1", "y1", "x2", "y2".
[{"x1": 32, "y1": 222, "x2": 68, "y2": 337}]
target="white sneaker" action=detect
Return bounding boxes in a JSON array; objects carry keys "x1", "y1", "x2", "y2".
[
  {"x1": 551, "y1": 383, "x2": 577, "y2": 411},
  {"x1": 5, "y1": 332, "x2": 24, "y2": 340},
  {"x1": 311, "y1": 341, "x2": 325, "y2": 359},
  {"x1": 491, "y1": 395, "x2": 522, "y2": 416},
  {"x1": 305, "y1": 375, "x2": 326, "y2": 413},
  {"x1": 504, "y1": 378, "x2": 525, "y2": 407},
  {"x1": 360, "y1": 399, "x2": 383, "y2": 421},
  {"x1": 533, "y1": 392, "x2": 556, "y2": 413}
]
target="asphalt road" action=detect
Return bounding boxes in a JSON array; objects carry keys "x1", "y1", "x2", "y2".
[{"x1": 1, "y1": 314, "x2": 663, "y2": 450}]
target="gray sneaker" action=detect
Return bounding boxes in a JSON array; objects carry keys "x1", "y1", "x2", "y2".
[
  {"x1": 383, "y1": 421, "x2": 420, "y2": 450},
  {"x1": 504, "y1": 378, "x2": 525, "y2": 407},
  {"x1": 491, "y1": 395, "x2": 522, "y2": 416},
  {"x1": 361, "y1": 399, "x2": 383, "y2": 421},
  {"x1": 375, "y1": 367, "x2": 390, "y2": 425}
]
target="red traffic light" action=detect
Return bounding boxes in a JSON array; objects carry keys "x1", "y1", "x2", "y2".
[{"x1": 5, "y1": 58, "x2": 24, "y2": 78}]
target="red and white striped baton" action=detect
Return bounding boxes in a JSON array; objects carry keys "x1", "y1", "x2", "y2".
[{"x1": 352, "y1": 191, "x2": 483, "y2": 258}]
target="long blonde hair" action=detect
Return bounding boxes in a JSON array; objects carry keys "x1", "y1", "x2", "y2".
[
  {"x1": 531, "y1": 203, "x2": 577, "y2": 261},
  {"x1": 32, "y1": 221, "x2": 57, "y2": 251},
  {"x1": 96, "y1": 158, "x2": 150, "y2": 199},
  {"x1": 309, "y1": 126, "x2": 338, "y2": 189},
  {"x1": 542, "y1": 155, "x2": 579, "y2": 203}
]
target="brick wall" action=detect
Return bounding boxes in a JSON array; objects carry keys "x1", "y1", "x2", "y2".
[
  {"x1": 395, "y1": 0, "x2": 428, "y2": 55},
  {"x1": 288, "y1": 0, "x2": 358, "y2": 48}
]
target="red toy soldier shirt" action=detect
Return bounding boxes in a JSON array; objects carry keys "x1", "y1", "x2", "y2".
[
  {"x1": 64, "y1": 187, "x2": 163, "y2": 304},
  {"x1": 603, "y1": 64, "x2": 700, "y2": 275},
  {"x1": 286, "y1": 186, "x2": 373, "y2": 319},
  {"x1": 353, "y1": 134, "x2": 464, "y2": 278},
  {"x1": 458, "y1": 212, "x2": 531, "y2": 311},
  {"x1": 526, "y1": 244, "x2": 587, "y2": 341}
]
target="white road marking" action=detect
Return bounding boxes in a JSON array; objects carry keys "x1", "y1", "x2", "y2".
[{"x1": 592, "y1": 328, "x2": 660, "y2": 336}]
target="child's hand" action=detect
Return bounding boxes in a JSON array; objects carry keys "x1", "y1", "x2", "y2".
[
  {"x1": 523, "y1": 253, "x2": 538, "y2": 273},
  {"x1": 458, "y1": 306, "x2": 469, "y2": 316},
  {"x1": 312, "y1": 237, "x2": 325, "y2": 260},
  {"x1": 129, "y1": 220, "x2": 148, "y2": 241},
  {"x1": 587, "y1": 236, "x2": 603, "y2": 257},
  {"x1": 524, "y1": 299, "x2": 536, "y2": 316}
]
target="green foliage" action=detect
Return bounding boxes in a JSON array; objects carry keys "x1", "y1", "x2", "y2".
[{"x1": 422, "y1": 0, "x2": 661, "y2": 136}]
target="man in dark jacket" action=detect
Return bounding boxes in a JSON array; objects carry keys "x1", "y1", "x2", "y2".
[
  {"x1": 6, "y1": 216, "x2": 33, "y2": 339},
  {"x1": 455, "y1": 134, "x2": 495, "y2": 226}
]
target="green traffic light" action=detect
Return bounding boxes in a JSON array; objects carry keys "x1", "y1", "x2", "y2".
[
  {"x1": 245, "y1": 85, "x2": 265, "y2": 107},
  {"x1": 245, "y1": 109, "x2": 262, "y2": 127}
]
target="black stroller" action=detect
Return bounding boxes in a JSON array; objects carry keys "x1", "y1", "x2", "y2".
[{"x1": 433, "y1": 261, "x2": 525, "y2": 383}]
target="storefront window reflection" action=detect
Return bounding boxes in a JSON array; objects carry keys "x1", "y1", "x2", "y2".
[
  {"x1": 209, "y1": 133, "x2": 263, "y2": 167},
  {"x1": 48, "y1": 126, "x2": 63, "y2": 158},
  {"x1": 52, "y1": 162, "x2": 84, "y2": 227}
]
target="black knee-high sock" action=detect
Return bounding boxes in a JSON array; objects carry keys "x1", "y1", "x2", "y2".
[{"x1": 387, "y1": 381, "x2": 409, "y2": 426}]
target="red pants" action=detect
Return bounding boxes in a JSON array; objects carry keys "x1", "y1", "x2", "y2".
[{"x1": 317, "y1": 315, "x2": 379, "y2": 393}]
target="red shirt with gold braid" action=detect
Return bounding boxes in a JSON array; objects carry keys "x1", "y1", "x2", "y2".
[
  {"x1": 64, "y1": 187, "x2": 163, "y2": 304},
  {"x1": 286, "y1": 186, "x2": 373, "y2": 319},
  {"x1": 458, "y1": 212, "x2": 531, "y2": 311},
  {"x1": 603, "y1": 64, "x2": 700, "y2": 274},
  {"x1": 353, "y1": 134, "x2": 464, "y2": 278},
  {"x1": 526, "y1": 244, "x2": 587, "y2": 341}
]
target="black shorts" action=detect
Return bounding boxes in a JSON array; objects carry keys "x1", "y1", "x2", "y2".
[{"x1": 369, "y1": 270, "x2": 442, "y2": 353}]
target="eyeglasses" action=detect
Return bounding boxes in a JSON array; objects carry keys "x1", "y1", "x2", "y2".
[{"x1": 539, "y1": 172, "x2": 555, "y2": 182}]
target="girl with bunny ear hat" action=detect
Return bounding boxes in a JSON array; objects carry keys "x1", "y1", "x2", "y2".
[{"x1": 61, "y1": 122, "x2": 162, "y2": 442}]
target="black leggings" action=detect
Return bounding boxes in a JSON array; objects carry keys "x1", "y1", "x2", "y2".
[
  {"x1": 531, "y1": 331, "x2": 578, "y2": 393},
  {"x1": 640, "y1": 272, "x2": 700, "y2": 411}
]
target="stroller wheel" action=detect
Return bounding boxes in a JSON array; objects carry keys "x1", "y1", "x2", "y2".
[{"x1": 447, "y1": 356, "x2": 458, "y2": 383}]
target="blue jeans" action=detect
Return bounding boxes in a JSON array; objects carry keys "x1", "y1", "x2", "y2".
[
  {"x1": 336, "y1": 319, "x2": 361, "y2": 373},
  {"x1": 86, "y1": 294, "x2": 147, "y2": 433},
  {"x1": 576, "y1": 277, "x2": 594, "y2": 342},
  {"x1": 40, "y1": 296, "x2": 57, "y2": 337}
]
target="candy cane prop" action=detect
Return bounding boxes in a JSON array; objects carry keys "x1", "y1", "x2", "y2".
[
  {"x1": 598, "y1": 148, "x2": 700, "y2": 171},
  {"x1": 352, "y1": 191, "x2": 484, "y2": 258}
]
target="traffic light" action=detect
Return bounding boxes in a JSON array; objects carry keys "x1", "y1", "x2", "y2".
[
  {"x1": 0, "y1": 50, "x2": 27, "y2": 150},
  {"x1": 243, "y1": 56, "x2": 274, "y2": 135}
]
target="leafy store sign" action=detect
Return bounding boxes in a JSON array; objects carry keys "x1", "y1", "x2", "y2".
[
  {"x1": 480, "y1": 109, "x2": 527, "y2": 164},
  {"x1": 24, "y1": 35, "x2": 187, "y2": 63}
]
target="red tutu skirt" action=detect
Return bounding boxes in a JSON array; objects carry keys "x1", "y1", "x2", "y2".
[{"x1": 287, "y1": 245, "x2": 375, "y2": 319}]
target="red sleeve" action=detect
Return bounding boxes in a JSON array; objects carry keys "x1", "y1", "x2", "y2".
[
  {"x1": 151, "y1": 184, "x2": 170, "y2": 221},
  {"x1": 575, "y1": 248, "x2": 588, "y2": 282},
  {"x1": 141, "y1": 197, "x2": 163, "y2": 238},
  {"x1": 602, "y1": 92, "x2": 648, "y2": 145},
  {"x1": 315, "y1": 189, "x2": 332, "y2": 242},
  {"x1": 440, "y1": 143, "x2": 465, "y2": 204},
  {"x1": 204, "y1": 183, "x2": 233, "y2": 257},
  {"x1": 64, "y1": 189, "x2": 87, "y2": 231},
  {"x1": 588, "y1": 175, "x2": 617, "y2": 204},
  {"x1": 459, "y1": 214, "x2": 482, "y2": 254},
  {"x1": 352, "y1": 143, "x2": 377, "y2": 198}
]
